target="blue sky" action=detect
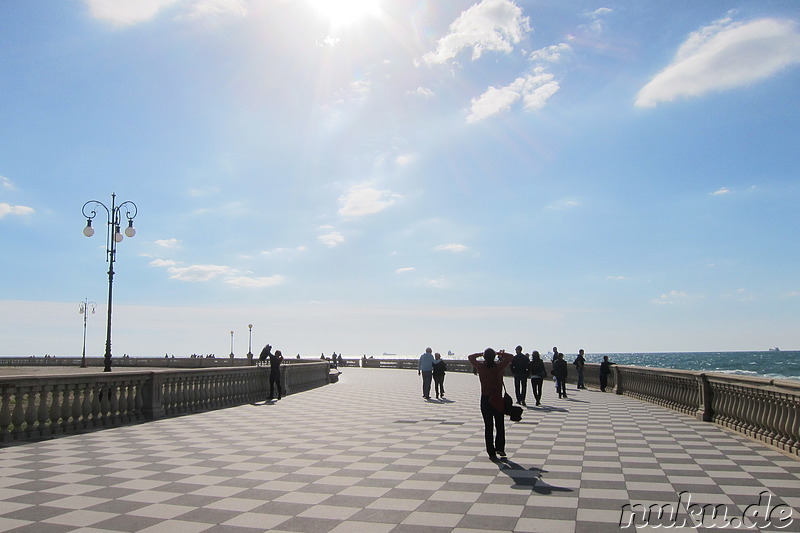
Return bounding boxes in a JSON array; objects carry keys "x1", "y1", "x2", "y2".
[{"x1": 1, "y1": 0, "x2": 799, "y2": 358}]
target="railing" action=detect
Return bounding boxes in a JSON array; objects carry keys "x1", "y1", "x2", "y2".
[{"x1": 0, "y1": 363, "x2": 330, "y2": 444}]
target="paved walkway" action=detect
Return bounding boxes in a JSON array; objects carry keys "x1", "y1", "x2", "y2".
[{"x1": 0, "y1": 368, "x2": 798, "y2": 533}]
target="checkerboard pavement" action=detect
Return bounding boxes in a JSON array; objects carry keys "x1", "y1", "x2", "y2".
[{"x1": 1, "y1": 368, "x2": 798, "y2": 533}]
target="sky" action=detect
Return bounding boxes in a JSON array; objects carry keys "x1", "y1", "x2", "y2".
[{"x1": 1, "y1": 0, "x2": 799, "y2": 358}]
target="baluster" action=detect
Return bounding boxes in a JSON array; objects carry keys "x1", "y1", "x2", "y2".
[
  {"x1": 0, "y1": 386, "x2": 12, "y2": 439},
  {"x1": 81, "y1": 383, "x2": 92, "y2": 429},
  {"x1": 763, "y1": 392, "x2": 780, "y2": 446},
  {"x1": 48, "y1": 383, "x2": 62, "y2": 435},
  {"x1": 108, "y1": 384, "x2": 119, "y2": 426},
  {"x1": 784, "y1": 393, "x2": 799, "y2": 452},
  {"x1": 118, "y1": 381, "x2": 129, "y2": 423},
  {"x1": 12, "y1": 386, "x2": 26, "y2": 438},
  {"x1": 24, "y1": 387, "x2": 39, "y2": 438},
  {"x1": 774, "y1": 395, "x2": 791, "y2": 449},
  {"x1": 134, "y1": 380, "x2": 144, "y2": 419}
]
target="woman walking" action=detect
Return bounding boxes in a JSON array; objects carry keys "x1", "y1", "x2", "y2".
[
  {"x1": 528, "y1": 351, "x2": 546, "y2": 406},
  {"x1": 468, "y1": 348, "x2": 513, "y2": 461},
  {"x1": 552, "y1": 352, "x2": 568, "y2": 399}
]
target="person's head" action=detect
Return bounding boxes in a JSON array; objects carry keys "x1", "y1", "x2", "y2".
[
  {"x1": 483, "y1": 347, "x2": 496, "y2": 367},
  {"x1": 434, "y1": 352, "x2": 441, "y2": 360},
  {"x1": 532, "y1": 350, "x2": 541, "y2": 361},
  {"x1": 275, "y1": 350, "x2": 282, "y2": 357},
  {"x1": 603, "y1": 355, "x2": 609, "y2": 361},
  {"x1": 579, "y1": 349, "x2": 585, "y2": 356},
  {"x1": 515, "y1": 345, "x2": 523, "y2": 354},
  {"x1": 425, "y1": 347, "x2": 432, "y2": 354},
  {"x1": 557, "y1": 352, "x2": 564, "y2": 360}
]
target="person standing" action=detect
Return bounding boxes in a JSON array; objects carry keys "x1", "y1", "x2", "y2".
[
  {"x1": 552, "y1": 352, "x2": 568, "y2": 399},
  {"x1": 468, "y1": 348, "x2": 513, "y2": 461},
  {"x1": 433, "y1": 352, "x2": 447, "y2": 399},
  {"x1": 510, "y1": 345, "x2": 530, "y2": 406},
  {"x1": 573, "y1": 349, "x2": 586, "y2": 390},
  {"x1": 418, "y1": 347, "x2": 435, "y2": 399},
  {"x1": 528, "y1": 350, "x2": 546, "y2": 406},
  {"x1": 267, "y1": 347, "x2": 284, "y2": 400},
  {"x1": 600, "y1": 355, "x2": 614, "y2": 392}
]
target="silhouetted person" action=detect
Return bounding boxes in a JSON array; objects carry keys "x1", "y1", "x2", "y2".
[
  {"x1": 469, "y1": 348, "x2": 513, "y2": 461},
  {"x1": 268, "y1": 348, "x2": 284, "y2": 400},
  {"x1": 574, "y1": 349, "x2": 586, "y2": 390},
  {"x1": 418, "y1": 347, "x2": 435, "y2": 399},
  {"x1": 600, "y1": 355, "x2": 614, "y2": 392},
  {"x1": 552, "y1": 353, "x2": 568, "y2": 399},
  {"x1": 528, "y1": 351, "x2": 546, "y2": 406},
  {"x1": 510, "y1": 345, "x2": 530, "y2": 406},
  {"x1": 433, "y1": 352, "x2": 447, "y2": 399}
]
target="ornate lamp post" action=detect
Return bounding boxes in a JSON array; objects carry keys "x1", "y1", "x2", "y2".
[
  {"x1": 82, "y1": 193, "x2": 138, "y2": 372},
  {"x1": 79, "y1": 299, "x2": 96, "y2": 368},
  {"x1": 247, "y1": 324, "x2": 253, "y2": 360},
  {"x1": 230, "y1": 330, "x2": 235, "y2": 359}
]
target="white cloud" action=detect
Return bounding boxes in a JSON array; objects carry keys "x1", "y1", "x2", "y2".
[
  {"x1": 606, "y1": 275, "x2": 627, "y2": 281},
  {"x1": 167, "y1": 264, "x2": 232, "y2": 282},
  {"x1": 545, "y1": 199, "x2": 580, "y2": 210},
  {"x1": 154, "y1": 238, "x2": 180, "y2": 248},
  {"x1": 0, "y1": 203, "x2": 35, "y2": 218},
  {"x1": 225, "y1": 275, "x2": 285, "y2": 289},
  {"x1": 582, "y1": 7, "x2": 612, "y2": 36},
  {"x1": 711, "y1": 187, "x2": 732, "y2": 196},
  {"x1": 184, "y1": 0, "x2": 247, "y2": 19},
  {"x1": 636, "y1": 17, "x2": 800, "y2": 108},
  {"x1": 318, "y1": 231, "x2": 345, "y2": 248},
  {"x1": 395, "y1": 153, "x2": 416, "y2": 166},
  {"x1": 409, "y1": 87, "x2": 435, "y2": 98},
  {"x1": 653, "y1": 290, "x2": 693, "y2": 305},
  {"x1": 261, "y1": 246, "x2": 307, "y2": 256},
  {"x1": 85, "y1": 0, "x2": 181, "y2": 25},
  {"x1": 1, "y1": 175, "x2": 15, "y2": 190},
  {"x1": 427, "y1": 276, "x2": 450, "y2": 289},
  {"x1": 467, "y1": 69, "x2": 559, "y2": 122},
  {"x1": 529, "y1": 43, "x2": 572, "y2": 63},
  {"x1": 338, "y1": 184, "x2": 402, "y2": 217},
  {"x1": 435, "y1": 243, "x2": 468, "y2": 253},
  {"x1": 150, "y1": 259, "x2": 177, "y2": 267},
  {"x1": 395, "y1": 267, "x2": 415, "y2": 274},
  {"x1": 422, "y1": 0, "x2": 530, "y2": 65},
  {"x1": 334, "y1": 79, "x2": 372, "y2": 105}
]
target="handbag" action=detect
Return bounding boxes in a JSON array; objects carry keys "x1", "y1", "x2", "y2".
[{"x1": 492, "y1": 382, "x2": 523, "y2": 422}]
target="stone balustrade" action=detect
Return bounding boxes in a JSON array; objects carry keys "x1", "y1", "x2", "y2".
[{"x1": 0, "y1": 363, "x2": 330, "y2": 444}]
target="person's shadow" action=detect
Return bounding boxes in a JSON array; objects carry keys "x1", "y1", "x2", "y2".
[{"x1": 496, "y1": 460, "x2": 574, "y2": 495}]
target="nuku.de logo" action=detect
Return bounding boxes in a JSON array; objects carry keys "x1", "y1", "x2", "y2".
[{"x1": 620, "y1": 491, "x2": 794, "y2": 529}]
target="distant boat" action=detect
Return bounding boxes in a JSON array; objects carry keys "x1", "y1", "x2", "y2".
[
  {"x1": 383, "y1": 352, "x2": 396, "y2": 356},
  {"x1": 769, "y1": 347, "x2": 780, "y2": 352},
  {"x1": 447, "y1": 350, "x2": 454, "y2": 356}
]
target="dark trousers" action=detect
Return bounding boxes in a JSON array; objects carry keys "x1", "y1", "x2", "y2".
[
  {"x1": 555, "y1": 377, "x2": 567, "y2": 397},
  {"x1": 480, "y1": 395, "x2": 505, "y2": 457},
  {"x1": 421, "y1": 371, "x2": 433, "y2": 398},
  {"x1": 269, "y1": 375, "x2": 281, "y2": 399},
  {"x1": 433, "y1": 374, "x2": 445, "y2": 397},
  {"x1": 600, "y1": 374, "x2": 609, "y2": 392},
  {"x1": 513, "y1": 375, "x2": 527, "y2": 403},
  {"x1": 530, "y1": 377, "x2": 543, "y2": 404},
  {"x1": 576, "y1": 370, "x2": 585, "y2": 389}
]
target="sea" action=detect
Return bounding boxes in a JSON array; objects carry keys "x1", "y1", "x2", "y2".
[{"x1": 381, "y1": 351, "x2": 800, "y2": 382}]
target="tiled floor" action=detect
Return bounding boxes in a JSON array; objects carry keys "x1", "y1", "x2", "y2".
[{"x1": 0, "y1": 368, "x2": 798, "y2": 532}]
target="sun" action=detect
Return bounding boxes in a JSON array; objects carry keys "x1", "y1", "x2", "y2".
[{"x1": 306, "y1": 0, "x2": 382, "y2": 28}]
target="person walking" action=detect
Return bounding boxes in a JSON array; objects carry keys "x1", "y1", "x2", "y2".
[
  {"x1": 528, "y1": 350, "x2": 546, "y2": 406},
  {"x1": 599, "y1": 355, "x2": 614, "y2": 392},
  {"x1": 433, "y1": 352, "x2": 447, "y2": 399},
  {"x1": 468, "y1": 348, "x2": 513, "y2": 461},
  {"x1": 573, "y1": 349, "x2": 586, "y2": 390},
  {"x1": 552, "y1": 352, "x2": 568, "y2": 399},
  {"x1": 418, "y1": 347, "x2": 435, "y2": 399},
  {"x1": 267, "y1": 347, "x2": 284, "y2": 400},
  {"x1": 510, "y1": 345, "x2": 530, "y2": 406}
]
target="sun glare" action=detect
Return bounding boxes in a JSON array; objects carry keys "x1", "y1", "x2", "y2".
[{"x1": 306, "y1": 0, "x2": 381, "y2": 27}]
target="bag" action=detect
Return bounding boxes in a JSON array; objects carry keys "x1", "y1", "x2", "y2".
[{"x1": 492, "y1": 387, "x2": 523, "y2": 422}]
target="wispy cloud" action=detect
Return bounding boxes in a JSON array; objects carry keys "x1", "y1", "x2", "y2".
[
  {"x1": 85, "y1": 0, "x2": 181, "y2": 26},
  {"x1": 149, "y1": 259, "x2": 177, "y2": 267},
  {"x1": 0, "y1": 203, "x2": 34, "y2": 218},
  {"x1": 606, "y1": 275, "x2": 627, "y2": 281},
  {"x1": 422, "y1": 0, "x2": 530, "y2": 65},
  {"x1": 395, "y1": 267, "x2": 415, "y2": 274},
  {"x1": 318, "y1": 230, "x2": 345, "y2": 248},
  {"x1": 636, "y1": 17, "x2": 800, "y2": 108},
  {"x1": 1, "y1": 175, "x2": 15, "y2": 190},
  {"x1": 167, "y1": 264, "x2": 232, "y2": 282},
  {"x1": 154, "y1": 238, "x2": 180, "y2": 248},
  {"x1": 225, "y1": 275, "x2": 284, "y2": 289},
  {"x1": 435, "y1": 243, "x2": 468, "y2": 253},
  {"x1": 711, "y1": 187, "x2": 732, "y2": 196},
  {"x1": 529, "y1": 43, "x2": 572, "y2": 63},
  {"x1": 408, "y1": 87, "x2": 435, "y2": 98},
  {"x1": 545, "y1": 199, "x2": 581, "y2": 210},
  {"x1": 183, "y1": 0, "x2": 247, "y2": 20},
  {"x1": 338, "y1": 184, "x2": 402, "y2": 217},
  {"x1": 652, "y1": 290, "x2": 696, "y2": 305},
  {"x1": 467, "y1": 68, "x2": 559, "y2": 122}
]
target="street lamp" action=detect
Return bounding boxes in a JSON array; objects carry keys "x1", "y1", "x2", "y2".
[
  {"x1": 82, "y1": 193, "x2": 138, "y2": 372},
  {"x1": 247, "y1": 324, "x2": 253, "y2": 360},
  {"x1": 230, "y1": 330, "x2": 235, "y2": 358},
  {"x1": 79, "y1": 299, "x2": 96, "y2": 368}
]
